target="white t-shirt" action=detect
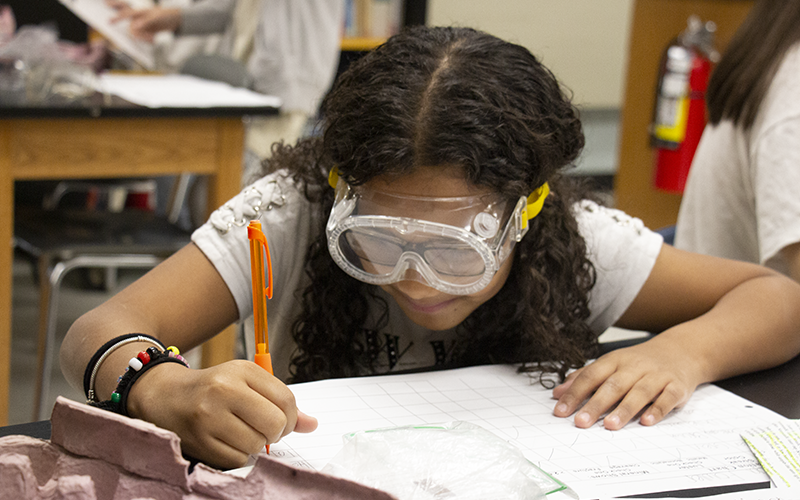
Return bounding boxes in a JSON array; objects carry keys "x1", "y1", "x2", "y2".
[
  {"x1": 675, "y1": 43, "x2": 800, "y2": 276},
  {"x1": 192, "y1": 172, "x2": 663, "y2": 381}
]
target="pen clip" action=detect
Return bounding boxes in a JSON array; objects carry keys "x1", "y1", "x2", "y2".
[{"x1": 247, "y1": 221, "x2": 273, "y2": 299}]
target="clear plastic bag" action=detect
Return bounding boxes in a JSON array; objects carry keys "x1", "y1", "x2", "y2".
[
  {"x1": 321, "y1": 421, "x2": 565, "y2": 500},
  {"x1": 0, "y1": 25, "x2": 97, "y2": 104}
]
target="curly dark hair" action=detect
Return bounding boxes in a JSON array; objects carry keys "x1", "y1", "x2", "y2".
[{"x1": 262, "y1": 26, "x2": 598, "y2": 383}]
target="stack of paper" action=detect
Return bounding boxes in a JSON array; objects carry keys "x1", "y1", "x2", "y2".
[{"x1": 95, "y1": 74, "x2": 282, "y2": 109}]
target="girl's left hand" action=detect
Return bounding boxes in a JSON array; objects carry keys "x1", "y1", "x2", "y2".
[{"x1": 551, "y1": 338, "x2": 705, "y2": 429}]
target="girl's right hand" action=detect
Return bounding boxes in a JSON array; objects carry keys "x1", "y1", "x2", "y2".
[{"x1": 127, "y1": 360, "x2": 318, "y2": 469}]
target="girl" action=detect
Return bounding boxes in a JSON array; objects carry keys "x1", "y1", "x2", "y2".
[
  {"x1": 676, "y1": 0, "x2": 800, "y2": 283},
  {"x1": 61, "y1": 26, "x2": 800, "y2": 470}
]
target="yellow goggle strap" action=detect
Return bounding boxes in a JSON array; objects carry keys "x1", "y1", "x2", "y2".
[
  {"x1": 521, "y1": 182, "x2": 550, "y2": 229},
  {"x1": 330, "y1": 167, "x2": 549, "y2": 228},
  {"x1": 328, "y1": 166, "x2": 340, "y2": 189}
]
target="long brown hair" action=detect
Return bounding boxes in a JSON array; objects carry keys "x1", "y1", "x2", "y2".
[{"x1": 707, "y1": 0, "x2": 800, "y2": 127}]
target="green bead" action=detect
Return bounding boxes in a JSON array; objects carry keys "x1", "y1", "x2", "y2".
[{"x1": 111, "y1": 392, "x2": 121, "y2": 403}]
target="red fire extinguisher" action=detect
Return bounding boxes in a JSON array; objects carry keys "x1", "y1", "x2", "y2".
[{"x1": 651, "y1": 16, "x2": 719, "y2": 194}]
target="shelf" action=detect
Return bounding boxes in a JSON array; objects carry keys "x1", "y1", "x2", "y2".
[{"x1": 340, "y1": 37, "x2": 387, "y2": 52}]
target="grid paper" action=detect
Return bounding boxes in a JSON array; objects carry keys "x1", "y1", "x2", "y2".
[{"x1": 269, "y1": 364, "x2": 784, "y2": 499}]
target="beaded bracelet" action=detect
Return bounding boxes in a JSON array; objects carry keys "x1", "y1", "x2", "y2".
[
  {"x1": 90, "y1": 345, "x2": 189, "y2": 417},
  {"x1": 83, "y1": 333, "x2": 166, "y2": 403}
]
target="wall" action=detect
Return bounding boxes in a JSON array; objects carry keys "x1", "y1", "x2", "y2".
[{"x1": 427, "y1": 0, "x2": 635, "y2": 108}]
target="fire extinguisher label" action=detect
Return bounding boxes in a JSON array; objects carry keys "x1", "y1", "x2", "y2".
[
  {"x1": 652, "y1": 44, "x2": 692, "y2": 146},
  {"x1": 654, "y1": 93, "x2": 689, "y2": 143}
]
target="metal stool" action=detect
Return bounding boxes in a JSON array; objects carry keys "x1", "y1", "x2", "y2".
[{"x1": 14, "y1": 179, "x2": 193, "y2": 421}]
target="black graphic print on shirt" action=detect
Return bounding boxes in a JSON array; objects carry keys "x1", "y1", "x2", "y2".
[{"x1": 364, "y1": 329, "x2": 455, "y2": 370}]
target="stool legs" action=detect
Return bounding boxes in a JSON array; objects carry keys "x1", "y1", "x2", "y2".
[
  {"x1": 32, "y1": 255, "x2": 53, "y2": 422},
  {"x1": 32, "y1": 255, "x2": 164, "y2": 421}
]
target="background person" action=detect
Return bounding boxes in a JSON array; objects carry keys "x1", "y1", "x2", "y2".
[
  {"x1": 109, "y1": 0, "x2": 345, "y2": 183},
  {"x1": 675, "y1": 0, "x2": 800, "y2": 283}
]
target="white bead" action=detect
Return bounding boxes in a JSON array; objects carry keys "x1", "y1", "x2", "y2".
[{"x1": 129, "y1": 358, "x2": 143, "y2": 371}]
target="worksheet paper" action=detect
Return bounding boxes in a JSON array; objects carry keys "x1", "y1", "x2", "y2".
[
  {"x1": 58, "y1": 0, "x2": 156, "y2": 69},
  {"x1": 268, "y1": 364, "x2": 784, "y2": 499},
  {"x1": 741, "y1": 419, "x2": 800, "y2": 489}
]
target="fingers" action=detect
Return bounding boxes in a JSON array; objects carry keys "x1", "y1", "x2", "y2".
[
  {"x1": 202, "y1": 437, "x2": 253, "y2": 470},
  {"x1": 551, "y1": 348, "x2": 697, "y2": 430},
  {"x1": 109, "y1": 10, "x2": 133, "y2": 24},
  {"x1": 108, "y1": 10, "x2": 154, "y2": 41},
  {"x1": 589, "y1": 374, "x2": 654, "y2": 429},
  {"x1": 128, "y1": 16, "x2": 158, "y2": 42},
  {"x1": 551, "y1": 368, "x2": 581, "y2": 399},
  {"x1": 216, "y1": 361, "x2": 318, "y2": 441},
  {"x1": 239, "y1": 362, "x2": 300, "y2": 439},
  {"x1": 105, "y1": 6, "x2": 171, "y2": 41},
  {"x1": 214, "y1": 416, "x2": 268, "y2": 455},
  {"x1": 598, "y1": 377, "x2": 690, "y2": 430},
  {"x1": 573, "y1": 366, "x2": 649, "y2": 429},
  {"x1": 105, "y1": 1, "x2": 135, "y2": 23},
  {"x1": 552, "y1": 361, "x2": 616, "y2": 421},
  {"x1": 130, "y1": 360, "x2": 316, "y2": 468},
  {"x1": 127, "y1": 7, "x2": 182, "y2": 41},
  {"x1": 294, "y1": 410, "x2": 319, "y2": 433},
  {"x1": 183, "y1": 414, "x2": 267, "y2": 470},
  {"x1": 638, "y1": 382, "x2": 691, "y2": 426}
]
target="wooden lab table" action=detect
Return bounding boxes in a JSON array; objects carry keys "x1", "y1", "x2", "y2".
[{"x1": 0, "y1": 92, "x2": 278, "y2": 425}]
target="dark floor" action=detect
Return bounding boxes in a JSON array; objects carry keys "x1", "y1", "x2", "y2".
[
  {"x1": 10, "y1": 256, "x2": 110, "y2": 424},
  {"x1": 9, "y1": 258, "x2": 205, "y2": 424}
]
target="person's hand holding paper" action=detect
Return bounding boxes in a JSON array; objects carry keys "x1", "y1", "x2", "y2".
[
  {"x1": 106, "y1": 1, "x2": 181, "y2": 43},
  {"x1": 58, "y1": 0, "x2": 156, "y2": 68}
]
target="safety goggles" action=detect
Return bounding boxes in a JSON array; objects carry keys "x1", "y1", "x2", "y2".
[{"x1": 326, "y1": 168, "x2": 549, "y2": 295}]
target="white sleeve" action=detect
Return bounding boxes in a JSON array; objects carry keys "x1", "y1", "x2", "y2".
[
  {"x1": 753, "y1": 117, "x2": 800, "y2": 268},
  {"x1": 576, "y1": 201, "x2": 664, "y2": 334},
  {"x1": 191, "y1": 171, "x2": 314, "y2": 322},
  {"x1": 179, "y1": 0, "x2": 234, "y2": 36}
]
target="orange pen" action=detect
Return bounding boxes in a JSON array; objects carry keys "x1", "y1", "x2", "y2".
[
  {"x1": 248, "y1": 220, "x2": 273, "y2": 454},
  {"x1": 247, "y1": 220, "x2": 273, "y2": 374}
]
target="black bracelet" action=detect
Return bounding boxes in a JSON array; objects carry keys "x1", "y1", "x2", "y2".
[
  {"x1": 90, "y1": 346, "x2": 189, "y2": 417},
  {"x1": 83, "y1": 333, "x2": 165, "y2": 401}
]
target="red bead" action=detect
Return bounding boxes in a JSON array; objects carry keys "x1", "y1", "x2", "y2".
[{"x1": 137, "y1": 351, "x2": 151, "y2": 364}]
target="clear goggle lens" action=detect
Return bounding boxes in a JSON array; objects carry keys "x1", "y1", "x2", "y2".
[
  {"x1": 338, "y1": 224, "x2": 489, "y2": 287},
  {"x1": 326, "y1": 169, "x2": 549, "y2": 295}
]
